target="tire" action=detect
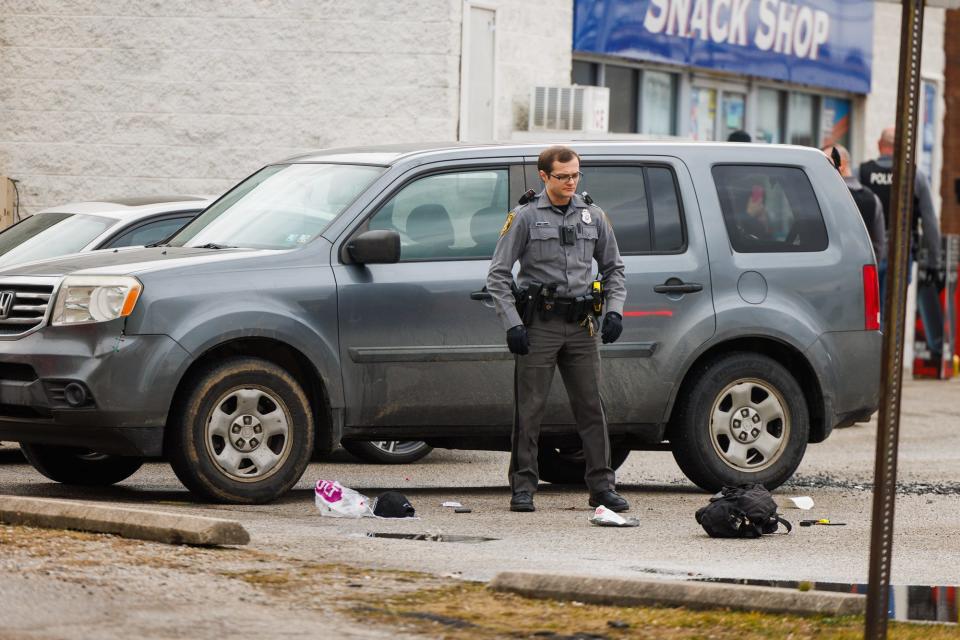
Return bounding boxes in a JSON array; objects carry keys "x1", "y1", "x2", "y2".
[
  {"x1": 670, "y1": 352, "x2": 809, "y2": 492},
  {"x1": 166, "y1": 356, "x2": 314, "y2": 504},
  {"x1": 342, "y1": 440, "x2": 434, "y2": 464},
  {"x1": 538, "y1": 445, "x2": 631, "y2": 485},
  {"x1": 20, "y1": 443, "x2": 143, "y2": 486}
]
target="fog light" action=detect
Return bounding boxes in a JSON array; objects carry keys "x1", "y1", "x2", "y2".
[{"x1": 63, "y1": 382, "x2": 89, "y2": 407}]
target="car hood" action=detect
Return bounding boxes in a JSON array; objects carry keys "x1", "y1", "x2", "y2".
[{"x1": 0, "y1": 246, "x2": 277, "y2": 278}]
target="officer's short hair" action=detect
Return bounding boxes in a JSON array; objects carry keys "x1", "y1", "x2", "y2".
[{"x1": 538, "y1": 146, "x2": 580, "y2": 174}]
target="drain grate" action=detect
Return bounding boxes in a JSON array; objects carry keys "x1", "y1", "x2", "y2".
[{"x1": 365, "y1": 532, "x2": 497, "y2": 544}]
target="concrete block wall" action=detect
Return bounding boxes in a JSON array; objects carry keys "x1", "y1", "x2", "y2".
[{"x1": 0, "y1": 0, "x2": 466, "y2": 215}]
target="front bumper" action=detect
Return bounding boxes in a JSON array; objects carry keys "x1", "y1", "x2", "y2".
[{"x1": 0, "y1": 319, "x2": 191, "y2": 456}]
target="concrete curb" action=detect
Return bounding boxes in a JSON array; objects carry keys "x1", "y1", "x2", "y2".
[
  {"x1": 489, "y1": 571, "x2": 865, "y2": 617},
  {"x1": 0, "y1": 496, "x2": 250, "y2": 546}
]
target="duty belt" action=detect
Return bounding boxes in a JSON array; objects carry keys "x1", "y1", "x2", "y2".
[{"x1": 541, "y1": 295, "x2": 594, "y2": 323}]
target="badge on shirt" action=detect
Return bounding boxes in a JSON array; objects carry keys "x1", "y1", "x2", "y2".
[
  {"x1": 500, "y1": 211, "x2": 516, "y2": 237},
  {"x1": 581, "y1": 209, "x2": 592, "y2": 224}
]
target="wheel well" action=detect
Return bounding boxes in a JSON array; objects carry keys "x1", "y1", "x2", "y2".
[
  {"x1": 666, "y1": 337, "x2": 826, "y2": 443},
  {"x1": 165, "y1": 338, "x2": 332, "y2": 452}
]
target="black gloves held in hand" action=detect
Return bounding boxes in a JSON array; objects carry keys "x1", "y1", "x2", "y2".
[
  {"x1": 506, "y1": 325, "x2": 530, "y2": 355},
  {"x1": 601, "y1": 312, "x2": 623, "y2": 344}
]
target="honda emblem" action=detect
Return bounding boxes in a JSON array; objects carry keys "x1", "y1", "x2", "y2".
[{"x1": 0, "y1": 291, "x2": 14, "y2": 320}]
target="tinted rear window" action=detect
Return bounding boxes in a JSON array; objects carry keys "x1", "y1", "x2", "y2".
[
  {"x1": 712, "y1": 165, "x2": 828, "y2": 253},
  {"x1": 581, "y1": 165, "x2": 685, "y2": 254}
]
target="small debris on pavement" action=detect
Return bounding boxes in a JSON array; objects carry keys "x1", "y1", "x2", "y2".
[
  {"x1": 588, "y1": 506, "x2": 639, "y2": 528},
  {"x1": 778, "y1": 496, "x2": 814, "y2": 510},
  {"x1": 442, "y1": 501, "x2": 463, "y2": 508}
]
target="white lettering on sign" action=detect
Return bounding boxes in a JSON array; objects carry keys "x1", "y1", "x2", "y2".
[
  {"x1": 755, "y1": 0, "x2": 776, "y2": 50},
  {"x1": 709, "y1": 0, "x2": 730, "y2": 42},
  {"x1": 870, "y1": 172, "x2": 893, "y2": 186},
  {"x1": 667, "y1": 0, "x2": 691, "y2": 36},
  {"x1": 645, "y1": 0, "x2": 669, "y2": 33},
  {"x1": 643, "y1": 0, "x2": 832, "y2": 60},
  {"x1": 690, "y1": 0, "x2": 710, "y2": 39},
  {"x1": 728, "y1": 0, "x2": 750, "y2": 45}
]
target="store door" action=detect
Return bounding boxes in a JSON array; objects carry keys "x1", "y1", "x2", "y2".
[{"x1": 463, "y1": 6, "x2": 496, "y2": 141}]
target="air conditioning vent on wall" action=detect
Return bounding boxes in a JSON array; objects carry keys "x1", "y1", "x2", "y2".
[{"x1": 529, "y1": 86, "x2": 609, "y2": 133}]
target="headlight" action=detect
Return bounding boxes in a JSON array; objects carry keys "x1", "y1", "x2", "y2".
[{"x1": 51, "y1": 275, "x2": 143, "y2": 326}]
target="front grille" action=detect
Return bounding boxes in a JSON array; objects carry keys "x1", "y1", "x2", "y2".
[{"x1": 0, "y1": 281, "x2": 56, "y2": 337}]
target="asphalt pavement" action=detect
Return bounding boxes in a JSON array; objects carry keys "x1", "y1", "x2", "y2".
[{"x1": 0, "y1": 377, "x2": 958, "y2": 587}]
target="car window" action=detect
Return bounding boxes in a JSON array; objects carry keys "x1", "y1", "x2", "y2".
[
  {"x1": 0, "y1": 212, "x2": 116, "y2": 268},
  {"x1": 105, "y1": 215, "x2": 197, "y2": 248},
  {"x1": 169, "y1": 163, "x2": 383, "y2": 250},
  {"x1": 368, "y1": 169, "x2": 509, "y2": 261},
  {"x1": 579, "y1": 165, "x2": 685, "y2": 254},
  {"x1": 712, "y1": 165, "x2": 828, "y2": 253}
]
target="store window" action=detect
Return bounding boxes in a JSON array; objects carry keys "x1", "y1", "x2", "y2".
[
  {"x1": 640, "y1": 71, "x2": 676, "y2": 135},
  {"x1": 572, "y1": 60, "x2": 598, "y2": 86},
  {"x1": 787, "y1": 93, "x2": 818, "y2": 146},
  {"x1": 604, "y1": 65, "x2": 638, "y2": 133},
  {"x1": 819, "y1": 97, "x2": 851, "y2": 149},
  {"x1": 689, "y1": 87, "x2": 717, "y2": 141},
  {"x1": 756, "y1": 89, "x2": 785, "y2": 144},
  {"x1": 720, "y1": 92, "x2": 746, "y2": 141},
  {"x1": 712, "y1": 165, "x2": 828, "y2": 253}
]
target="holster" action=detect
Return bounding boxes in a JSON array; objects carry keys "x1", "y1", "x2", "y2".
[{"x1": 514, "y1": 281, "x2": 543, "y2": 327}]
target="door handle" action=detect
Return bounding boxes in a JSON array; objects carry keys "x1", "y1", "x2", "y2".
[
  {"x1": 470, "y1": 288, "x2": 493, "y2": 301},
  {"x1": 654, "y1": 281, "x2": 703, "y2": 294}
]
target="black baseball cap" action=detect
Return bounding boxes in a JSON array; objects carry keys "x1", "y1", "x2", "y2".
[{"x1": 373, "y1": 491, "x2": 416, "y2": 518}]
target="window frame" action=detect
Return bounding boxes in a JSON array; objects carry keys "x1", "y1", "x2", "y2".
[
  {"x1": 339, "y1": 163, "x2": 525, "y2": 264},
  {"x1": 710, "y1": 162, "x2": 830, "y2": 254}
]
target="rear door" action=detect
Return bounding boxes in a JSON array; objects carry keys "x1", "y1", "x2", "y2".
[
  {"x1": 333, "y1": 159, "x2": 526, "y2": 431},
  {"x1": 525, "y1": 156, "x2": 716, "y2": 426}
]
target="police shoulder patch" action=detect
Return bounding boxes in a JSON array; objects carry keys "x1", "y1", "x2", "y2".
[{"x1": 500, "y1": 210, "x2": 516, "y2": 237}]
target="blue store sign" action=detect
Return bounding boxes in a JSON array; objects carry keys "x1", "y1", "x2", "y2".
[{"x1": 574, "y1": 0, "x2": 873, "y2": 94}]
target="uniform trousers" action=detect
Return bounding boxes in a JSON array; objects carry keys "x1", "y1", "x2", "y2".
[{"x1": 509, "y1": 316, "x2": 615, "y2": 495}]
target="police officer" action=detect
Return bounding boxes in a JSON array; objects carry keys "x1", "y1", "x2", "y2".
[
  {"x1": 859, "y1": 126, "x2": 943, "y2": 354},
  {"x1": 486, "y1": 145, "x2": 628, "y2": 513}
]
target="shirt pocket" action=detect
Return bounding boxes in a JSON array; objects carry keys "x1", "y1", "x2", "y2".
[
  {"x1": 529, "y1": 226, "x2": 560, "y2": 262},
  {"x1": 578, "y1": 224, "x2": 599, "y2": 261}
]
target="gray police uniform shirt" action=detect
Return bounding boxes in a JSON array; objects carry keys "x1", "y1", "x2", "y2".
[{"x1": 486, "y1": 191, "x2": 626, "y2": 331}]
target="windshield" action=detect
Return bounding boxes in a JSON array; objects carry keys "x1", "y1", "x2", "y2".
[
  {"x1": 0, "y1": 212, "x2": 116, "y2": 268},
  {"x1": 168, "y1": 163, "x2": 384, "y2": 249}
]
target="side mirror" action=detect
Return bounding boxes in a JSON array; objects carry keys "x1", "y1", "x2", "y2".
[{"x1": 347, "y1": 229, "x2": 401, "y2": 264}]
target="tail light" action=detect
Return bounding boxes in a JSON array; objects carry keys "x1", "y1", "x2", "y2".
[{"x1": 863, "y1": 264, "x2": 880, "y2": 331}]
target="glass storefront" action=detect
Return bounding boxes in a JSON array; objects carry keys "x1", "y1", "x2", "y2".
[{"x1": 571, "y1": 58, "x2": 857, "y2": 155}]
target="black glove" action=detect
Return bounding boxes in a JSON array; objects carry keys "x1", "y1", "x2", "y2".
[
  {"x1": 506, "y1": 325, "x2": 529, "y2": 355},
  {"x1": 601, "y1": 312, "x2": 622, "y2": 344},
  {"x1": 922, "y1": 266, "x2": 946, "y2": 290}
]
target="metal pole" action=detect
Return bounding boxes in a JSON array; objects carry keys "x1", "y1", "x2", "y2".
[{"x1": 865, "y1": 0, "x2": 926, "y2": 637}]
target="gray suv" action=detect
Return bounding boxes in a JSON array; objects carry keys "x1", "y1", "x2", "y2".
[{"x1": 0, "y1": 143, "x2": 881, "y2": 503}]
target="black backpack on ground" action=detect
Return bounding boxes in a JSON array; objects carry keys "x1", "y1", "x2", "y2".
[{"x1": 695, "y1": 484, "x2": 792, "y2": 538}]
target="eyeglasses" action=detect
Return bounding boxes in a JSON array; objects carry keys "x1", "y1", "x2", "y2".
[{"x1": 548, "y1": 171, "x2": 583, "y2": 182}]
